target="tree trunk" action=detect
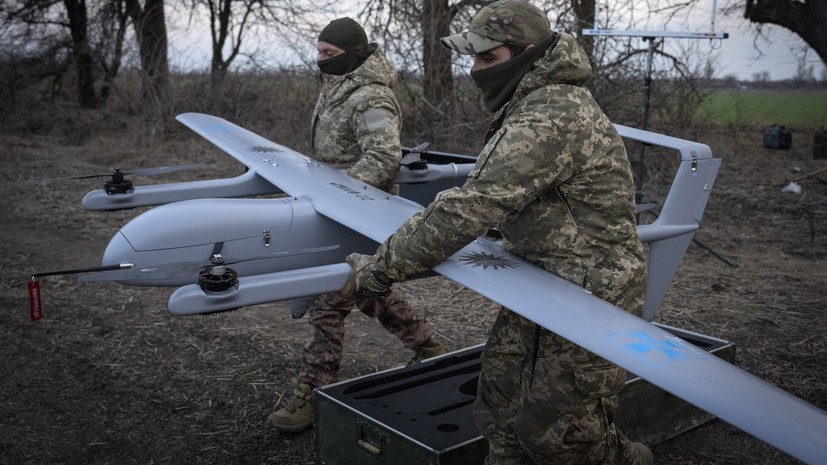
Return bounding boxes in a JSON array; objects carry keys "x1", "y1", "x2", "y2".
[
  {"x1": 421, "y1": 0, "x2": 455, "y2": 111},
  {"x1": 126, "y1": 0, "x2": 170, "y2": 134},
  {"x1": 209, "y1": 0, "x2": 232, "y2": 99},
  {"x1": 571, "y1": 0, "x2": 595, "y2": 65},
  {"x1": 99, "y1": 0, "x2": 129, "y2": 107},
  {"x1": 63, "y1": 0, "x2": 99, "y2": 108},
  {"x1": 745, "y1": 0, "x2": 827, "y2": 66}
]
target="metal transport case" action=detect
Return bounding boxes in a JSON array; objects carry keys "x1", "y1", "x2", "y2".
[{"x1": 315, "y1": 323, "x2": 735, "y2": 465}]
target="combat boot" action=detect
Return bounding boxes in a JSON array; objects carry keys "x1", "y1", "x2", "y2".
[
  {"x1": 632, "y1": 442, "x2": 654, "y2": 465},
  {"x1": 408, "y1": 339, "x2": 449, "y2": 365},
  {"x1": 267, "y1": 378, "x2": 315, "y2": 432}
]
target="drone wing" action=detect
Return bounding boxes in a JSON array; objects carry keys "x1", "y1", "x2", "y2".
[{"x1": 175, "y1": 113, "x2": 826, "y2": 464}]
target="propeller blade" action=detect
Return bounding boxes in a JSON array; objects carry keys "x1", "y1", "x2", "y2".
[
  {"x1": 32, "y1": 172, "x2": 119, "y2": 181},
  {"x1": 28, "y1": 163, "x2": 206, "y2": 182},
  {"x1": 401, "y1": 142, "x2": 432, "y2": 166},
  {"x1": 409, "y1": 141, "x2": 430, "y2": 153},
  {"x1": 127, "y1": 163, "x2": 207, "y2": 176}
]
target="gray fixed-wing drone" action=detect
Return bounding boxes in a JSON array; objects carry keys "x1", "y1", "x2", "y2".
[{"x1": 34, "y1": 113, "x2": 826, "y2": 464}]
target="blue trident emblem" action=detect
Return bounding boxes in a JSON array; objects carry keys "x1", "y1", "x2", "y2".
[{"x1": 606, "y1": 330, "x2": 707, "y2": 366}]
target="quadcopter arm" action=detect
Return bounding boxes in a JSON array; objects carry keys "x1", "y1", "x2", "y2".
[
  {"x1": 81, "y1": 169, "x2": 281, "y2": 210},
  {"x1": 80, "y1": 162, "x2": 474, "y2": 211},
  {"x1": 167, "y1": 263, "x2": 352, "y2": 316},
  {"x1": 394, "y1": 163, "x2": 474, "y2": 184}
]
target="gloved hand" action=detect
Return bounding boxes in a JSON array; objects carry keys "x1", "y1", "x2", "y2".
[{"x1": 341, "y1": 253, "x2": 394, "y2": 298}]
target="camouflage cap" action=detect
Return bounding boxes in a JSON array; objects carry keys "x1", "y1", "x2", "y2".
[{"x1": 441, "y1": 0, "x2": 551, "y2": 55}]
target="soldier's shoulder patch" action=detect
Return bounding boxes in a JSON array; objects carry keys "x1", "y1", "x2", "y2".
[{"x1": 364, "y1": 108, "x2": 391, "y2": 132}]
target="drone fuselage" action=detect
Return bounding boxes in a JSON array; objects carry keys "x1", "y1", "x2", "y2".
[{"x1": 100, "y1": 197, "x2": 376, "y2": 287}]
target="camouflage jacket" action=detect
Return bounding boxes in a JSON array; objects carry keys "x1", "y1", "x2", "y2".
[
  {"x1": 311, "y1": 45, "x2": 403, "y2": 192},
  {"x1": 376, "y1": 33, "x2": 646, "y2": 312}
]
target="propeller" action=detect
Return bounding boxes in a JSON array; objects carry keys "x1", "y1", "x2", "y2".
[
  {"x1": 30, "y1": 163, "x2": 207, "y2": 182},
  {"x1": 401, "y1": 142, "x2": 429, "y2": 170},
  {"x1": 78, "y1": 244, "x2": 340, "y2": 283},
  {"x1": 28, "y1": 163, "x2": 207, "y2": 195}
]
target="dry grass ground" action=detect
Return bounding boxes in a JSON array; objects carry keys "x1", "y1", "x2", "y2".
[{"x1": 1, "y1": 109, "x2": 825, "y2": 465}]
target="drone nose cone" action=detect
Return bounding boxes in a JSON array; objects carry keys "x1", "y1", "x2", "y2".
[{"x1": 101, "y1": 231, "x2": 139, "y2": 267}]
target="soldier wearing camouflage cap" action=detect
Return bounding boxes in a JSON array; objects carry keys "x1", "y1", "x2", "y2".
[
  {"x1": 342, "y1": 0, "x2": 654, "y2": 463},
  {"x1": 267, "y1": 17, "x2": 448, "y2": 434}
]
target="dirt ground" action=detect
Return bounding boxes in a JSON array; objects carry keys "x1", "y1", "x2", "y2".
[{"x1": 1, "y1": 112, "x2": 826, "y2": 465}]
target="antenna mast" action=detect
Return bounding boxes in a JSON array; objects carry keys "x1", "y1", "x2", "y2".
[
  {"x1": 582, "y1": 1, "x2": 733, "y2": 266},
  {"x1": 582, "y1": 0, "x2": 728, "y2": 203}
]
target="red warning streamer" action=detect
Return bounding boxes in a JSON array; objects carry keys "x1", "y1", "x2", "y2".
[{"x1": 28, "y1": 279, "x2": 43, "y2": 321}]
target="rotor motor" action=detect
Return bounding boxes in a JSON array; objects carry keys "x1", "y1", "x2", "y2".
[
  {"x1": 197, "y1": 261, "x2": 239, "y2": 293},
  {"x1": 104, "y1": 169, "x2": 134, "y2": 195}
]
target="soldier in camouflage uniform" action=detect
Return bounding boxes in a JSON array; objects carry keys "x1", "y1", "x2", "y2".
[
  {"x1": 342, "y1": 1, "x2": 654, "y2": 464},
  {"x1": 267, "y1": 17, "x2": 448, "y2": 433}
]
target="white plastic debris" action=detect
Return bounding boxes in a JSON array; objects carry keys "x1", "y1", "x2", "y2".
[{"x1": 781, "y1": 182, "x2": 802, "y2": 194}]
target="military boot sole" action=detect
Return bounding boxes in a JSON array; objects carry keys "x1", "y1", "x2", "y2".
[
  {"x1": 267, "y1": 413, "x2": 315, "y2": 433},
  {"x1": 266, "y1": 413, "x2": 314, "y2": 433}
]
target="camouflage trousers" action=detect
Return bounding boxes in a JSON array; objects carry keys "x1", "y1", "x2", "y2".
[
  {"x1": 475, "y1": 308, "x2": 642, "y2": 465},
  {"x1": 298, "y1": 291, "x2": 432, "y2": 387}
]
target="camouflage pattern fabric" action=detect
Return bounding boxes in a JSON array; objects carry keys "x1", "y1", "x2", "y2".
[
  {"x1": 297, "y1": 291, "x2": 432, "y2": 387},
  {"x1": 299, "y1": 46, "x2": 432, "y2": 388},
  {"x1": 374, "y1": 32, "x2": 647, "y2": 464},
  {"x1": 476, "y1": 309, "x2": 643, "y2": 465},
  {"x1": 311, "y1": 44, "x2": 403, "y2": 193},
  {"x1": 441, "y1": 0, "x2": 551, "y2": 55},
  {"x1": 376, "y1": 32, "x2": 646, "y2": 310}
]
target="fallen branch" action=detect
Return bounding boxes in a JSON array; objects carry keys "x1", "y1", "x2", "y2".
[{"x1": 791, "y1": 165, "x2": 827, "y2": 183}]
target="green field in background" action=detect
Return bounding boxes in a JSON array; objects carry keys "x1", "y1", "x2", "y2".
[{"x1": 698, "y1": 89, "x2": 827, "y2": 127}]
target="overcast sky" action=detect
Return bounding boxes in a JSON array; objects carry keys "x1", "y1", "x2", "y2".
[
  {"x1": 168, "y1": 6, "x2": 825, "y2": 82},
  {"x1": 585, "y1": 1, "x2": 825, "y2": 81},
  {"x1": 685, "y1": 20, "x2": 824, "y2": 80}
]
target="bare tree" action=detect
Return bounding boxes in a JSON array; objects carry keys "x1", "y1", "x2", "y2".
[
  {"x1": 2, "y1": 0, "x2": 102, "y2": 108},
  {"x1": 743, "y1": 0, "x2": 827, "y2": 66},
  {"x1": 361, "y1": 0, "x2": 487, "y2": 113},
  {"x1": 62, "y1": 0, "x2": 98, "y2": 107},
  {"x1": 0, "y1": 39, "x2": 70, "y2": 111},
  {"x1": 421, "y1": 0, "x2": 456, "y2": 110},
  {"x1": 794, "y1": 59, "x2": 816, "y2": 82},
  {"x1": 184, "y1": 0, "x2": 321, "y2": 97},
  {"x1": 570, "y1": 0, "x2": 595, "y2": 60},
  {"x1": 124, "y1": 0, "x2": 169, "y2": 131},
  {"x1": 92, "y1": 0, "x2": 128, "y2": 105},
  {"x1": 752, "y1": 70, "x2": 771, "y2": 82},
  {"x1": 359, "y1": 0, "x2": 609, "y2": 113},
  {"x1": 186, "y1": 0, "x2": 258, "y2": 93}
]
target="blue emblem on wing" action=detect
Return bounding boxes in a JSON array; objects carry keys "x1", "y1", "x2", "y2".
[
  {"x1": 205, "y1": 123, "x2": 230, "y2": 132},
  {"x1": 606, "y1": 330, "x2": 707, "y2": 366}
]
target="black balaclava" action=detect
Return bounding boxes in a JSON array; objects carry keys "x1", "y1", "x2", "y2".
[
  {"x1": 318, "y1": 17, "x2": 369, "y2": 76},
  {"x1": 470, "y1": 32, "x2": 559, "y2": 113}
]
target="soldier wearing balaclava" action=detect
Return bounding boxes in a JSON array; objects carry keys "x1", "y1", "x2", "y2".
[
  {"x1": 316, "y1": 17, "x2": 369, "y2": 75},
  {"x1": 342, "y1": 1, "x2": 653, "y2": 464},
  {"x1": 266, "y1": 17, "x2": 448, "y2": 433}
]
